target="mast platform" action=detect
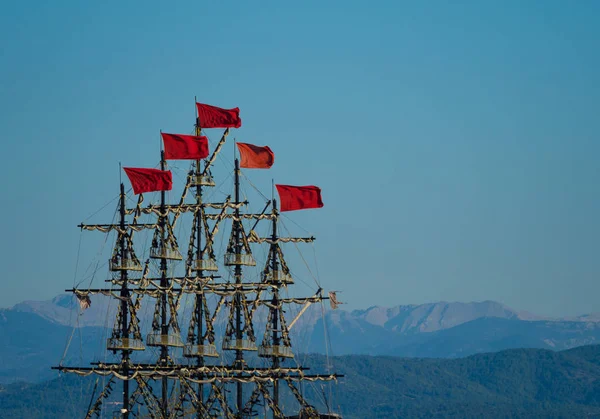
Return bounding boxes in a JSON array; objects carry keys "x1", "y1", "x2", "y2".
[
  {"x1": 224, "y1": 253, "x2": 256, "y2": 266},
  {"x1": 222, "y1": 337, "x2": 257, "y2": 351},
  {"x1": 146, "y1": 332, "x2": 184, "y2": 347},
  {"x1": 109, "y1": 257, "x2": 142, "y2": 271},
  {"x1": 189, "y1": 173, "x2": 215, "y2": 187},
  {"x1": 183, "y1": 343, "x2": 219, "y2": 358},
  {"x1": 190, "y1": 257, "x2": 218, "y2": 271},
  {"x1": 107, "y1": 337, "x2": 145, "y2": 351},
  {"x1": 265, "y1": 269, "x2": 294, "y2": 284},
  {"x1": 258, "y1": 344, "x2": 294, "y2": 358}
]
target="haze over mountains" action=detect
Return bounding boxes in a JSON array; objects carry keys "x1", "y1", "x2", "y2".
[
  {"x1": 2, "y1": 294, "x2": 600, "y2": 385},
  {"x1": 9, "y1": 293, "x2": 600, "y2": 331}
]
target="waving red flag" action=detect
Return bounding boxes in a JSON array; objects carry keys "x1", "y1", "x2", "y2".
[
  {"x1": 124, "y1": 168, "x2": 172, "y2": 195},
  {"x1": 275, "y1": 185, "x2": 324, "y2": 212},
  {"x1": 196, "y1": 103, "x2": 242, "y2": 128},
  {"x1": 161, "y1": 133, "x2": 209, "y2": 160},
  {"x1": 236, "y1": 143, "x2": 274, "y2": 169}
]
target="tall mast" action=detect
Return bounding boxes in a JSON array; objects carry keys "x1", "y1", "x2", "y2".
[
  {"x1": 234, "y1": 157, "x2": 244, "y2": 415},
  {"x1": 270, "y1": 199, "x2": 280, "y2": 415},
  {"x1": 119, "y1": 183, "x2": 130, "y2": 419},
  {"x1": 159, "y1": 150, "x2": 169, "y2": 416},
  {"x1": 195, "y1": 121, "x2": 204, "y2": 416}
]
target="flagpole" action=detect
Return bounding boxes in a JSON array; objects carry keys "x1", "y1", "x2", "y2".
[{"x1": 159, "y1": 130, "x2": 163, "y2": 162}]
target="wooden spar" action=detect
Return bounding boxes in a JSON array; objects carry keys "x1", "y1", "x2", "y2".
[
  {"x1": 286, "y1": 288, "x2": 325, "y2": 331},
  {"x1": 201, "y1": 128, "x2": 229, "y2": 177},
  {"x1": 124, "y1": 201, "x2": 252, "y2": 214},
  {"x1": 249, "y1": 200, "x2": 272, "y2": 232},
  {"x1": 288, "y1": 301, "x2": 315, "y2": 331}
]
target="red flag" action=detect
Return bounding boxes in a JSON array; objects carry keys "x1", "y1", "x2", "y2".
[
  {"x1": 124, "y1": 168, "x2": 173, "y2": 195},
  {"x1": 236, "y1": 143, "x2": 274, "y2": 169},
  {"x1": 275, "y1": 185, "x2": 324, "y2": 212},
  {"x1": 161, "y1": 133, "x2": 209, "y2": 160},
  {"x1": 196, "y1": 103, "x2": 242, "y2": 128}
]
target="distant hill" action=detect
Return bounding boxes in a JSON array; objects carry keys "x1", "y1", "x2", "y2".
[
  {"x1": 2, "y1": 295, "x2": 600, "y2": 384},
  {"x1": 2, "y1": 346, "x2": 600, "y2": 418},
  {"x1": 329, "y1": 345, "x2": 600, "y2": 418},
  {"x1": 10, "y1": 294, "x2": 598, "y2": 331},
  {"x1": 0, "y1": 310, "x2": 108, "y2": 384},
  {"x1": 310, "y1": 316, "x2": 600, "y2": 357}
]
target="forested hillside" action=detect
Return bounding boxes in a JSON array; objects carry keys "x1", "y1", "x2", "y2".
[{"x1": 2, "y1": 346, "x2": 600, "y2": 418}]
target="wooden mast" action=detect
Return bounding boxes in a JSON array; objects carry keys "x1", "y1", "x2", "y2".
[
  {"x1": 194, "y1": 113, "x2": 205, "y2": 417},
  {"x1": 119, "y1": 182, "x2": 130, "y2": 419},
  {"x1": 159, "y1": 150, "x2": 169, "y2": 416},
  {"x1": 270, "y1": 198, "x2": 281, "y2": 416},
  {"x1": 234, "y1": 156, "x2": 244, "y2": 415}
]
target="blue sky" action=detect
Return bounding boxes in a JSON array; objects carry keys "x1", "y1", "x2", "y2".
[{"x1": 1, "y1": 1, "x2": 599, "y2": 316}]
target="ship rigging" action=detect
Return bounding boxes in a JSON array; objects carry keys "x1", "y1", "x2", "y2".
[{"x1": 54, "y1": 101, "x2": 343, "y2": 419}]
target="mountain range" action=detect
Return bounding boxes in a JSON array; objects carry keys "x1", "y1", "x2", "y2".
[
  {"x1": 11, "y1": 293, "x2": 600, "y2": 332},
  {"x1": 2, "y1": 294, "x2": 600, "y2": 384}
]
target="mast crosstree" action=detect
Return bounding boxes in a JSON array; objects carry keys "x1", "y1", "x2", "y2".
[{"x1": 54, "y1": 101, "x2": 343, "y2": 419}]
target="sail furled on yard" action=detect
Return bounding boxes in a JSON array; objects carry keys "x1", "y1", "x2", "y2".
[
  {"x1": 76, "y1": 294, "x2": 91, "y2": 311},
  {"x1": 275, "y1": 184, "x2": 324, "y2": 212},
  {"x1": 329, "y1": 291, "x2": 341, "y2": 310},
  {"x1": 236, "y1": 143, "x2": 274, "y2": 169},
  {"x1": 161, "y1": 133, "x2": 209, "y2": 160},
  {"x1": 124, "y1": 167, "x2": 173, "y2": 195},
  {"x1": 196, "y1": 102, "x2": 242, "y2": 128}
]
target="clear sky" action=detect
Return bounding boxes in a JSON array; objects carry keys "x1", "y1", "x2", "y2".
[{"x1": 1, "y1": 1, "x2": 599, "y2": 317}]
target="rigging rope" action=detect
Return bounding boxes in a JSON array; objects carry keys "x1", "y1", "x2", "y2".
[{"x1": 279, "y1": 219, "x2": 322, "y2": 289}]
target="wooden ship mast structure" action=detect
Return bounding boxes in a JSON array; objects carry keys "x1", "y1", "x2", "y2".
[{"x1": 53, "y1": 101, "x2": 343, "y2": 419}]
